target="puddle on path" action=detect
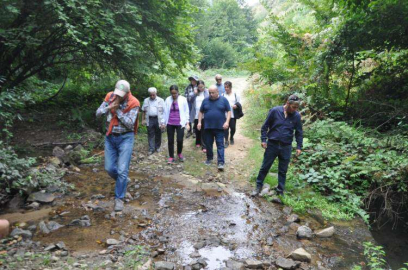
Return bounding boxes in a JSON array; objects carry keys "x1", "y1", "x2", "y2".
[{"x1": 199, "y1": 246, "x2": 233, "y2": 269}]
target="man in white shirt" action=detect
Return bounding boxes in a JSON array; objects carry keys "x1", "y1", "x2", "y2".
[{"x1": 142, "y1": 87, "x2": 165, "y2": 155}]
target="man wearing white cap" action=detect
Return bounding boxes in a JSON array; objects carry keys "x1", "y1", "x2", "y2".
[
  {"x1": 142, "y1": 87, "x2": 165, "y2": 155},
  {"x1": 96, "y1": 80, "x2": 140, "y2": 212}
]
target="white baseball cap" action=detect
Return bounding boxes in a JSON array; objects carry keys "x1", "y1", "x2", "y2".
[{"x1": 113, "y1": 80, "x2": 130, "y2": 97}]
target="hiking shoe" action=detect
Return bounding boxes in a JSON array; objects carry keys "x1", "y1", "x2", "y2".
[
  {"x1": 224, "y1": 141, "x2": 229, "y2": 148},
  {"x1": 230, "y1": 139, "x2": 234, "y2": 145},
  {"x1": 251, "y1": 186, "x2": 262, "y2": 197},
  {"x1": 156, "y1": 147, "x2": 162, "y2": 153},
  {"x1": 178, "y1": 154, "x2": 185, "y2": 162},
  {"x1": 114, "y1": 198, "x2": 124, "y2": 212},
  {"x1": 167, "y1": 158, "x2": 175, "y2": 164},
  {"x1": 204, "y1": 160, "x2": 212, "y2": 166},
  {"x1": 274, "y1": 186, "x2": 284, "y2": 196},
  {"x1": 218, "y1": 163, "x2": 225, "y2": 171},
  {"x1": 148, "y1": 150, "x2": 154, "y2": 156},
  {"x1": 186, "y1": 132, "x2": 192, "y2": 138}
]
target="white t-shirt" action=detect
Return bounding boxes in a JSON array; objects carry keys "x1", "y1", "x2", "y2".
[
  {"x1": 224, "y1": 92, "x2": 240, "y2": 118},
  {"x1": 195, "y1": 92, "x2": 206, "y2": 119}
]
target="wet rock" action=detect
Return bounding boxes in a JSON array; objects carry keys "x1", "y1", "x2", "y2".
[
  {"x1": 155, "y1": 261, "x2": 175, "y2": 270},
  {"x1": 275, "y1": 257, "x2": 299, "y2": 269},
  {"x1": 91, "y1": 194, "x2": 105, "y2": 200},
  {"x1": 226, "y1": 260, "x2": 245, "y2": 270},
  {"x1": 297, "y1": 225, "x2": 313, "y2": 239},
  {"x1": 106, "y1": 239, "x2": 120, "y2": 246},
  {"x1": 47, "y1": 221, "x2": 64, "y2": 232},
  {"x1": 27, "y1": 202, "x2": 40, "y2": 209},
  {"x1": 69, "y1": 216, "x2": 91, "y2": 227},
  {"x1": 39, "y1": 221, "x2": 50, "y2": 234},
  {"x1": 315, "y1": 226, "x2": 335, "y2": 238},
  {"x1": 193, "y1": 241, "x2": 206, "y2": 249},
  {"x1": 27, "y1": 191, "x2": 55, "y2": 203},
  {"x1": 191, "y1": 258, "x2": 208, "y2": 270},
  {"x1": 56, "y1": 241, "x2": 67, "y2": 250},
  {"x1": 27, "y1": 225, "x2": 37, "y2": 232},
  {"x1": 287, "y1": 214, "x2": 300, "y2": 223},
  {"x1": 190, "y1": 252, "x2": 201, "y2": 258},
  {"x1": 245, "y1": 259, "x2": 263, "y2": 269},
  {"x1": 289, "y1": 248, "x2": 311, "y2": 262},
  {"x1": 10, "y1": 228, "x2": 32, "y2": 239}
]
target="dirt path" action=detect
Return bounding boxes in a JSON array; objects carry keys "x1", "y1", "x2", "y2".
[{"x1": 0, "y1": 76, "x2": 371, "y2": 270}]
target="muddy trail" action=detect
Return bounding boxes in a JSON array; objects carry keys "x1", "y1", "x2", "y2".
[{"x1": 0, "y1": 77, "x2": 372, "y2": 270}]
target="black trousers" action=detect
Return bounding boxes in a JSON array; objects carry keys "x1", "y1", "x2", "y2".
[
  {"x1": 224, "y1": 118, "x2": 237, "y2": 141},
  {"x1": 194, "y1": 119, "x2": 206, "y2": 149},
  {"x1": 167, "y1": 124, "x2": 184, "y2": 158},
  {"x1": 147, "y1": 117, "x2": 161, "y2": 152}
]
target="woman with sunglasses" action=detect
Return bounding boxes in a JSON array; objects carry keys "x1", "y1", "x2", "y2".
[{"x1": 163, "y1": 85, "x2": 190, "y2": 164}]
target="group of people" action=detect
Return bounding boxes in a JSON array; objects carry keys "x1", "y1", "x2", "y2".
[{"x1": 96, "y1": 77, "x2": 302, "y2": 212}]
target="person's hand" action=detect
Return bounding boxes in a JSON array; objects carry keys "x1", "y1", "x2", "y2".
[
  {"x1": 186, "y1": 123, "x2": 190, "y2": 131},
  {"x1": 223, "y1": 122, "x2": 229, "y2": 130},
  {"x1": 197, "y1": 123, "x2": 202, "y2": 131},
  {"x1": 261, "y1": 142, "x2": 267, "y2": 149},
  {"x1": 194, "y1": 89, "x2": 198, "y2": 95},
  {"x1": 160, "y1": 124, "x2": 166, "y2": 130},
  {"x1": 233, "y1": 104, "x2": 237, "y2": 109},
  {"x1": 108, "y1": 99, "x2": 120, "y2": 110},
  {"x1": 296, "y1": 149, "x2": 302, "y2": 156}
]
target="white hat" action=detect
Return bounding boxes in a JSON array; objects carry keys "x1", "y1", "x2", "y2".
[{"x1": 113, "y1": 80, "x2": 130, "y2": 97}]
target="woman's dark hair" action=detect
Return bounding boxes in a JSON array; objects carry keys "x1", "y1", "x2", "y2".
[
  {"x1": 197, "y1": 80, "x2": 205, "y2": 86},
  {"x1": 224, "y1": 81, "x2": 232, "y2": 88},
  {"x1": 169, "y1": 85, "x2": 179, "y2": 92}
]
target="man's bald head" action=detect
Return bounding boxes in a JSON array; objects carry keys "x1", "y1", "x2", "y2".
[{"x1": 208, "y1": 85, "x2": 219, "y2": 100}]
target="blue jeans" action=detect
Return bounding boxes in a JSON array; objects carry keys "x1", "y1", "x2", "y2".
[
  {"x1": 256, "y1": 140, "x2": 292, "y2": 192},
  {"x1": 104, "y1": 132, "x2": 134, "y2": 199},
  {"x1": 205, "y1": 129, "x2": 225, "y2": 165}
]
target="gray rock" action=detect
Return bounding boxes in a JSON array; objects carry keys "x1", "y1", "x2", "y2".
[
  {"x1": 106, "y1": 239, "x2": 120, "y2": 246},
  {"x1": 226, "y1": 260, "x2": 245, "y2": 270},
  {"x1": 289, "y1": 248, "x2": 311, "y2": 262},
  {"x1": 271, "y1": 197, "x2": 282, "y2": 204},
  {"x1": 297, "y1": 225, "x2": 313, "y2": 239},
  {"x1": 51, "y1": 256, "x2": 59, "y2": 262},
  {"x1": 193, "y1": 241, "x2": 206, "y2": 249},
  {"x1": 56, "y1": 241, "x2": 67, "y2": 250},
  {"x1": 47, "y1": 221, "x2": 64, "y2": 232},
  {"x1": 315, "y1": 226, "x2": 335, "y2": 238},
  {"x1": 73, "y1": 144, "x2": 84, "y2": 152},
  {"x1": 266, "y1": 237, "x2": 274, "y2": 246},
  {"x1": 10, "y1": 228, "x2": 32, "y2": 239},
  {"x1": 39, "y1": 221, "x2": 50, "y2": 234},
  {"x1": 91, "y1": 194, "x2": 105, "y2": 200},
  {"x1": 27, "y1": 225, "x2": 37, "y2": 232},
  {"x1": 80, "y1": 215, "x2": 90, "y2": 221},
  {"x1": 69, "y1": 219, "x2": 91, "y2": 227},
  {"x1": 260, "y1": 186, "x2": 270, "y2": 196},
  {"x1": 287, "y1": 214, "x2": 300, "y2": 223},
  {"x1": 245, "y1": 259, "x2": 263, "y2": 269},
  {"x1": 27, "y1": 202, "x2": 40, "y2": 209},
  {"x1": 8, "y1": 195, "x2": 24, "y2": 211},
  {"x1": 53, "y1": 146, "x2": 65, "y2": 158},
  {"x1": 283, "y1": 206, "x2": 293, "y2": 215},
  {"x1": 44, "y1": 244, "x2": 57, "y2": 251},
  {"x1": 28, "y1": 191, "x2": 55, "y2": 203},
  {"x1": 275, "y1": 257, "x2": 299, "y2": 269},
  {"x1": 155, "y1": 261, "x2": 175, "y2": 270}
]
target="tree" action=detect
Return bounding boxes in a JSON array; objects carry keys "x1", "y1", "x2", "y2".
[{"x1": 0, "y1": 0, "x2": 195, "y2": 91}]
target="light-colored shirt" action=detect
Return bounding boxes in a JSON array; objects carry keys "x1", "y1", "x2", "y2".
[
  {"x1": 96, "y1": 100, "x2": 139, "y2": 133},
  {"x1": 163, "y1": 95, "x2": 190, "y2": 128},
  {"x1": 223, "y1": 92, "x2": 241, "y2": 118},
  {"x1": 195, "y1": 92, "x2": 205, "y2": 119},
  {"x1": 216, "y1": 83, "x2": 225, "y2": 95},
  {"x1": 142, "y1": 96, "x2": 165, "y2": 126}
]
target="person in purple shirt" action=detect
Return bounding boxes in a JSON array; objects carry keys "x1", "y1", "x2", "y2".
[{"x1": 252, "y1": 94, "x2": 303, "y2": 197}]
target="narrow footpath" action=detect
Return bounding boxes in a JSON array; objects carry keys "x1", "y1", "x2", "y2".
[{"x1": 0, "y1": 77, "x2": 372, "y2": 270}]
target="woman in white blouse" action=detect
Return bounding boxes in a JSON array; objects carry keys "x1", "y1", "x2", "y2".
[
  {"x1": 190, "y1": 80, "x2": 209, "y2": 152},
  {"x1": 222, "y1": 81, "x2": 241, "y2": 148}
]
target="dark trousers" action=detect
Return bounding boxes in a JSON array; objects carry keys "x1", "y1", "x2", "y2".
[
  {"x1": 194, "y1": 119, "x2": 206, "y2": 149},
  {"x1": 167, "y1": 124, "x2": 184, "y2": 158},
  {"x1": 147, "y1": 117, "x2": 161, "y2": 152},
  {"x1": 205, "y1": 129, "x2": 225, "y2": 165},
  {"x1": 224, "y1": 118, "x2": 237, "y2": 141},
  {"x1": 256, "y1": 140, "x2": 292, "y2": 192}
]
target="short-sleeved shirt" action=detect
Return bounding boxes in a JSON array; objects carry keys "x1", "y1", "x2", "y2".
[
  {"x1": 223, "y1": 92, "x2": 241, "y2": 118},
  {"x1": 195, "y1": 92, "x2": 206, "y2": 119},
  {"x1": 200, "y1": 96, "x2": 231, "y2": 130}
]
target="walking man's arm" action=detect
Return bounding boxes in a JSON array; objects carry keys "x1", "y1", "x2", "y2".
[
  {"x1": 260, "y1": 109, "x2": 274, "y2": 148},
  {"x1": 295, "y1": 116, "x2": 303, "y2": 156}
]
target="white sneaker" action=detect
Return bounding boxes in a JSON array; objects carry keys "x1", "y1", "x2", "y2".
[{"x1": 114, "y1": 198, "x2": 124, "y2": 212}]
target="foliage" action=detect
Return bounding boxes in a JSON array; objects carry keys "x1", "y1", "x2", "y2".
[
  {"x1": 249, "y1": 0, "x2": 408, "y2": 129},
  {"x1": 0, "y1": 141, "x2": 71, "y2": 199},
  {"x1": 191, "y1": 0, "x2": 258, "y2": 69},
  {"x1": 123, "y1": 245, "x2": 150, "y2": 270}
]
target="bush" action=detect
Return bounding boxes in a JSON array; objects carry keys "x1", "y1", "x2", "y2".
[{"x1": 200, "y1": 38, "x2": 238, "y2": 69}]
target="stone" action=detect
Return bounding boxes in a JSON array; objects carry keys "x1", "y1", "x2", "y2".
[
  {"x1": 106, "y1": 239, "x2": 120, "y2": 246},
  {"x1": 27, "y1": 225, "x2": 37, "y2": 232},
  {"x1": 27, "y1": 202, "x2": 40, "y2": 209},
  {"x1": 56, "y1": 241, "x2": 66, "y2": 250},
  {"x1": 49, "y1": 157, "x2": 62, "y2": 167},
  {"x1": 226, "y1": 260, "x2": 245, "y2": 270},
  {"x1": 47, "y1": 221, "x2": 64, "y2": 232},
  {"x1": 74, "y1": 144, "x2": 84, "y2": 152},
  {"x1": 266, "y1": 237, "x2": 274, "y2": 246},
  {"x1": 8, "y1": 195, "x2": 24, "y2": 211},
  {"x1": 315, "y1": 226, "x2": 335, "y2": 238},
  {"x1": 155, "y1": 261, "x2": 175, "y2": 270},
  {"x1": 53, "y1": 146, "x2": 65, "y2": 158},
  {"x1": 39, "y1": 221, "x2": 50, "y2": 234},
  {"x1": 60, "y1": 251, "x2": 69, "y2": 257},
  {"x1": 245, "y1": 259, "x2": 263, "y2": 269},
  {"x1": 287, "y1": 214, "x2": 300, "y2": 223},
  {"x1": 28, "y1": 191, "x2": 55, "y2": 203},
  {"x1": 289, "y1": 248, "x2": 311, "y2": 262},
  {"x1": 193, "y1": 241, "x2": 206, "y2": 249},
  {"x1": 51, "y1": 256, "x2": 59, "y2": 262},
  {"x1": 44, "y1": 244, "x2": 57, "y2": 251},
  {"x1": 91, "y1": 194, "x2": 105, "y2": 200},
  {"x1": 81, "y1": 215, "x2": 90, "y2": 221},
  {"x1": 275, "y1": 257, "x2": 299, "y2": 270},
  {"x1": 283, "y1": 206, "x2": 293, "y2": 215},
  {"x1": 271, "y1": 197, "x2": 283, "y2": 204},
  {"x1": 297, "y1": 225, "x2": 313, "y2": 239},
  {"x1": 10, "y1": 228, "x2": 32, "y2": 239}
]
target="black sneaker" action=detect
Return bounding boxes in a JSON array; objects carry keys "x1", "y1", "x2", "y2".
[
  {"x1": 218, "y1": 163, "x2": 225, "y2": 171},
  {"x1": 224, "y1": 141, "x2": 229, "y2": 148},
  {"x1": 274, "y1": 186, "x2": 284, "y2": 196},
  {"x1": 230, "y1": 139, "x2": 234, "y2": 145},
  {"x1": 251, "y1": 186, "x2": 262, "y2": 197},
  {"x1": 204, "y1": 160, "x2": 212, "y2": 166}
]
